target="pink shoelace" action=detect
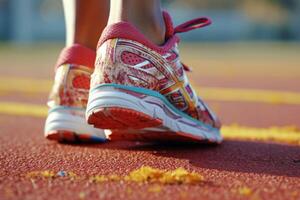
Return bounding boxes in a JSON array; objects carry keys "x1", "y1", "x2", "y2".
[
  {"x1": 174, "y1": 17, "x2": 212, "y2": 34},
  {"x1": 173, "y1": 17, "x2": 212, "y2": 72}
]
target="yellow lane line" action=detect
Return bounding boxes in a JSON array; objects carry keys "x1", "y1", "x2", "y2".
[
  {"x1": 196, "y1": 86, "x2": 300, "y2": 105},
  {"x1": 0, "y1": 102, "x2": 47, "y2": 118},
  {"x1": 0, "y1": 101, "x2": 299, "y2": 145},
  {"x1": 222, "y1": 125, "x2": 300, "y2": 145},
  {"x1": 0, "y1": 78, "x2": 52, "y2": 93},
  {"x1": 1, "y1": 77, "x2": 300, "y2": 105}
]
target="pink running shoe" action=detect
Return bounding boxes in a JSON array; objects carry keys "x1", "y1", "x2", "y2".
[
  {"x1": 44, "y1": 44, "x2": 106, "y2": 143},
  {"x1": 86, "y1": 12, "x2": 222, "y2": 143}
]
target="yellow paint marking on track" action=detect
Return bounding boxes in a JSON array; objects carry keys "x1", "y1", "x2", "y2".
[
  {"x1": 197, "y1": 86, "x2": 300, "y2": 105},
  {"x1": 1, "y1": 77, "x2": 300, "y2": 105},
  {"x1": 0, "y1": 78, "x2": 52, "y2": 93},
  {"x1": 0, "y1": 102, "x2": 47, "y2": 117},
  {"x1": 0, "y1": 101, "x2": 299, "y2": 145},
  {"x1": 222, "y1": 125, "x2": 300, "y2": 145}
]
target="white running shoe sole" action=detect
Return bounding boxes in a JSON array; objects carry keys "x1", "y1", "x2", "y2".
[
  {"x1": 86, "y1": 84, "x2": 223, "y2": 143},
  {"x1": 45, "y1": 106, "x2": 107, "y2": 143}
]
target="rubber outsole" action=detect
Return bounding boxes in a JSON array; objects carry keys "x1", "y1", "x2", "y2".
[
  {"x1": 87, "y1": 107, "x2": 162, "y2": 129},
  {"x1": 45, "y1": 130, "x2": 105, "y2": 143},
  {"x1": 107, "y1": 129, "x2": 219, "y2": 144}
]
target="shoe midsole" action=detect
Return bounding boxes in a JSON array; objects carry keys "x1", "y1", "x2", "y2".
[
  {"x1": 45, "y1": 106, "x2": 106, "y2": 139},
  {"x1": 87, "y1": 84, "x2": 222, "y2": 142}
]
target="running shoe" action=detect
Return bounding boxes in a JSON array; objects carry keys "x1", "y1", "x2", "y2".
[
  {"x1": 86, "y1": 12, "x2": 222, "y2": 143},
  {"x1": 45, "y1": 44, "x2": 106, "y2": 143}
]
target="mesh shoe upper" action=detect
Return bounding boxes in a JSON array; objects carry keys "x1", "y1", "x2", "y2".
[
  {"x1": 91, "y1": 12, "x2": 221, "y2": 129},
  {"x1": 48, "y1": 64, "x2": 92, "y2": 109},
  {"x1": 48, "y1": 44, "x2": 96, "y2": 110}
]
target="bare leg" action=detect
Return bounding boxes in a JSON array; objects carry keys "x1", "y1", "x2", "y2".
[
  {"x1": 108, "y1": 0, "x2": 165, "y2": 45},
  {"x1": 63, "y1": 0, "x2": 109, "y2": 49}
]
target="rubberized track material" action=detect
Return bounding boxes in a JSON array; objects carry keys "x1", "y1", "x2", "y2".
[
  {"x1": 1, "y1": 116, "x2": 299, "y2": 200},
  {"x1": 0, "y1": 43, "x2": 300, "y2": 200}
]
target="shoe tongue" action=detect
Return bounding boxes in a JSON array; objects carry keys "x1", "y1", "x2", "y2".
[{"x1": 163, "y1": 11, "x2": 175, "y2": 39}]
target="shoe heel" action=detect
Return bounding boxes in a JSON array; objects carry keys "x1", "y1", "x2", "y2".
[
  {"x1": 86, "y1": 85, "x2": 162, "y2": 129},
  {"x1": 45, "y1": 106, "x2": 106, "y2": 142}
]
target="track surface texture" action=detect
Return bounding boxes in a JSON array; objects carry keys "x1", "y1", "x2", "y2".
[{"x1": 0, "y1": 43, "x2": 300, "y2": 200}]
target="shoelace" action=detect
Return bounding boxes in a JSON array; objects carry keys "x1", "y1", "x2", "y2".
[
  {"x1": 173, "y1": 17, "x2": 212, "y2": 72},
  {"x1": 174, "y1": 17, "x2": 212, "y2": 34},
  {"x1": 172, "y1": 17, "x2": 219, "y2": 127}
]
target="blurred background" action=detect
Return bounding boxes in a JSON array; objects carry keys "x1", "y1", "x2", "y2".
[
  {"x1": 0, "y1": 0, "x2": 299, "y2": 42},
  {"x1": 0, "y1": 0, "x2": 299, "y2": 128}
]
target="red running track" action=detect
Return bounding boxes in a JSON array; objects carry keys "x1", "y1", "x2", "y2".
[{"x1": 0, "y1": 115, "x2": 299, "y2": 200}]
